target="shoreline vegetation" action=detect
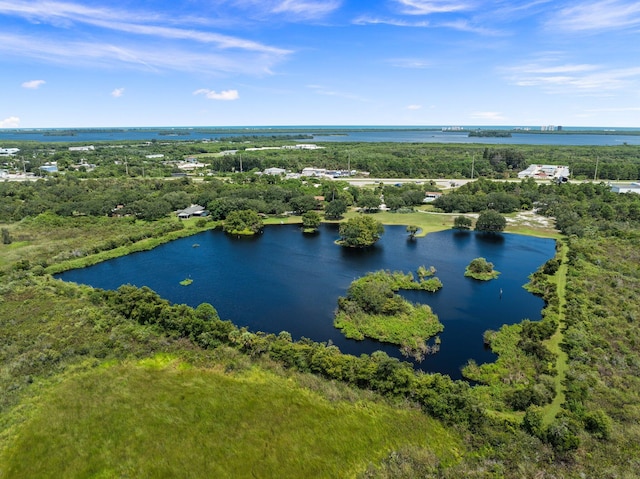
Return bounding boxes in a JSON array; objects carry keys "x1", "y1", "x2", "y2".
[{"x1": 334, "y1": 270, "x2": 443, "y2": 361}]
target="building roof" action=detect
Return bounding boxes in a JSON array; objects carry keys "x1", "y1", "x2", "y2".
[{"x1": 177, "y1": 204, "x2": 206, "y2": 217}]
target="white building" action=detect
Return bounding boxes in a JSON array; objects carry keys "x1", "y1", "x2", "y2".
[
  {"x1": 69, "y1": 145, "x2": 95, "y2": 152},
  {"x1": 611, "y1": 183, "x2": 640, "y2": 194},
  {"x1": 282, "y1": 144, "x2": 324, "y2": 150},
  {"x1": 301, "y1": 167, "x2": 327, "y2": 177},
  {"x1": 518, "y1": 164, "x2": 570, "y2": 179},
  {"x1": 0, "y1": 148, "x2": 20, "y2": 156},
  {"x1": 263, "y1": 167, "x2": 287, "y2": 175}
]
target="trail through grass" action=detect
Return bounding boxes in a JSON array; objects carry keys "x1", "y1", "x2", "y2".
[{"x1": 542, "y1": 242, "x2": 569, "y2": 425}]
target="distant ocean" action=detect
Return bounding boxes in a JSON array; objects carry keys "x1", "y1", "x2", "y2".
[{"x1": 2, "y1": 126, "x2": 640, "y2": 146}]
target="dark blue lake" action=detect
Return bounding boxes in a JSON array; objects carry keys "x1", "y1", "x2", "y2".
[{"x1": 56, "y1": 225, "x2": 555, "y2": 379}]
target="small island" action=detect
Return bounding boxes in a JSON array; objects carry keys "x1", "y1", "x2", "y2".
[
  {"x1": 337, "y1": 215, "x2": 384, "y2": 248},
  {"x1": 465, "y1": 257, "x2": 500, "y2": 281},
  {"x1": 179, "y1": 278, "x2": 193, "y2": 286},
  {"x1": 468, "y1": 130, "x2": 512, "y2": 138},
  {"x1": 334, "y1": 269, "x2": 443, "y2": 361}
]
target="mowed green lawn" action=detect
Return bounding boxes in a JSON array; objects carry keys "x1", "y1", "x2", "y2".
[{"x1": 1, "y1": 358, "x2": 461, "y2": 479}]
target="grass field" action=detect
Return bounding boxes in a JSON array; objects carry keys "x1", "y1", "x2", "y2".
[{"x1": 0, "y1": 357, "x2": 461, "y2": 479}]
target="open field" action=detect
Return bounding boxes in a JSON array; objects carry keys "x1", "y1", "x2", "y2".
[{"x1": 1, "y1": 356, "x2": 461, "y2": 478}]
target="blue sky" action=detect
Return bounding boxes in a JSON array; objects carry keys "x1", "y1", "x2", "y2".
[{"x1": 1, "y1": 0, "x2": 640, "y2": 128}]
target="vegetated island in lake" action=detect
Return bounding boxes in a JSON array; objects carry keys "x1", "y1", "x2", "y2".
[
  {"x1": 468, "y1": 130, "x2": 512, "y2": 138},
  {"x1": 464, "y1": 257, "x2": 500, "y2": 281},
  {"x1": 215, "y1": 134, "x2": 314, "y2": 142},
  {"x1": 334, "y1": 269, "x2": 443, "y2": 361}
]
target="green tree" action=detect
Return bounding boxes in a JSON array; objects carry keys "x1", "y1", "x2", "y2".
[
  {"x1": 465, "y1": 257, "x2": 499, "y2": 280},
  {"x1": 223, "y1": 209, "x2": 263, "y2": 235},
  {"x1": 475, "y1": 210, "x2": 506, "y2": 232},
  {"x1": 468, "y1": 257, "x2": 494, "y2": 274},
  {"x1": 289, "y1": 195, "x2": 319, "y2": 214},
  {"x1": 357, "y1": 192, "x2": 381, "y2": 212},
  {"x1": 406, "y1": 225, "x2": 419, "y2": 239},
  {"x1": 301, "y1": 210, "x2": 322, "y2": 232},
  {"x1": 338, "y1": 215, "x2": 384, "y2": 248},
  {"x1": 453, "y1": 215, "x2": 473, "y2": 229},
  {"x1": 324, "y1": 199, "x2": 347, "y2": 220}
]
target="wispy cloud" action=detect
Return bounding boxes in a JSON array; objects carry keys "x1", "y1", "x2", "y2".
[
  {"x1": 22, "y1": 79, "x2": 46, "y2": 89},
  {"x1": 224, "y1": 0, "x2": 342, "y2": 22},
  {"x1": 194, "y1": 89, "x2": 240, "y2": 101},
  {"x1": 585, "y1": 106, "x2": 640, "y2": 113},
  {"x1": 407, "y1": 104, "x2": 422, "y2": 110},
  {"x1": 394, "y1": 0, "x2": 472, "y2": 15},
  {"x1": 387, "y1": 58, "x2": 432, "y2": 69},
  {"x1": 439, "y1": 19, "x2": 503, "y2": 35},
  {"x1": 0, "y1": 0, "x2": 294, "y2": 78},
  {"x1": 0, "y1": 116, "x2": 20, "y2": 128},
  {"x1": 470, "y1": 111, "x2": 506, "y2": 121},
  {"x1": 307, "y1": 84, "x2": 368, "y2": 102},
  {"x1": 0, "y1": 1, "x2": 290, "y2": 55},
  {"x1": 503, "y1": 60, "x2": 640, "y2": 93},
  {"x1": 353, "y1": 16, "x2": 430, "y2": 27},
  {"x1": 547, "y1": 0, "x2": 640, "y2": 32},
  {"x1": 111, "y1": 88, "x2": 124, "y2": 98},
  {"x1": 0, "y1": 33, "x2": 284, "y2": 75}
]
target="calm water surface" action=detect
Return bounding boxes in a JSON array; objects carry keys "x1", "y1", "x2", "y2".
[
  {"x1": 57, "y1": 225, "x2": 555, "y2": 379},
  {"x1": 3, "y1": 127, "x2": 639, "y2": 145}
]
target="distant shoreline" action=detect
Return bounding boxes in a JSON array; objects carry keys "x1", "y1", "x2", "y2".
[{"x1": 4, "y1": 125, "x2": 640, "y2": 135}]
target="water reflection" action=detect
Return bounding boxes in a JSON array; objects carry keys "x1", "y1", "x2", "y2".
[{"x1": 56, "y1": 225, "x2": 555, "y2": 379}]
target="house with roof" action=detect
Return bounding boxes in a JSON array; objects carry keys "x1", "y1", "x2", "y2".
[{"x1": 177, "y1": 204, "x2": 207, "y2": 219}]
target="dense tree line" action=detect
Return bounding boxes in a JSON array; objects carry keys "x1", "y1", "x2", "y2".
[
  {"x1": 3, "y1": 139, "x2": 639, "y2": 181},
  {"x1": 98, "y1": 284, "x2": 482, "y2": 426}
]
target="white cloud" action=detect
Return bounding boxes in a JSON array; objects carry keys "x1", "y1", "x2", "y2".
[
  {"x1": 470, "y1": 111, "x2": 506, "y2": 121},
  {"x1": 21, "y1": 79, "x2": 46, "y2": 89},
  {"x1": 394, "y1": 0, "x2": 472, "y2": 15},
  {"x1": 0, "y1": 33, "x2": 284, "y2": 76},
  {"x1": 0, "y1": 116, "x2": 20, "y2": 128},
  {"x1": 438, "y1": 20, "x2": 503, "y2": 35},
  {"x1": 504, "y1": 60, "x2": 640, "y2": 93},
  {"x1": 232, "y1": 0, "x2": 342, "y2": 20},
  {"x1": 194, "y1": 89, "x2": 240, "y2": 101},
  {"x1": 111, "y1": 88, "x2": 125, "y2": 98},
  {"x1": 407, "y1": 104, "x2": 422, "y2": 110},
  {"x1": 585, "y1": 107, "x2": 640, "y2": 112},
  {"x1": 307, "y1": 84, "x2": 368, "y2": 102},
  {"x1": 388, "y1": 58, "x2": 432, "y2": 68},
  {"x1": 353, "y1": 16, "x2": 430, "y2": 27},
  {"x1": 0, "y1": 1, "x2": 292, "y2": 54},
  {"x1": 548, "y1": 0, "x2": 640, "y2": 32}
]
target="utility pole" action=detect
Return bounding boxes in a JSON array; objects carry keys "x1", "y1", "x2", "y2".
[
  {"x1": 471, "y1": 154, "x2": 475, "y2": 180},
  {"x1": 594, "y1": 157, "x2": 599, "y2": 181}
]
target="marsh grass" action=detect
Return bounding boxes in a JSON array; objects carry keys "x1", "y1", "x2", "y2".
[{"x1": 1, "y1": 360, "x2": 461, "y2": 478}]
